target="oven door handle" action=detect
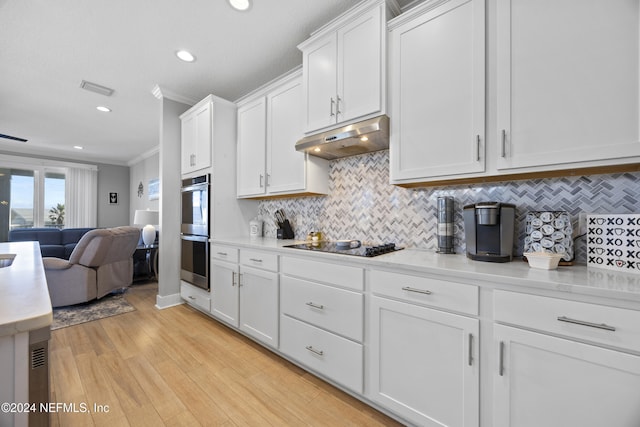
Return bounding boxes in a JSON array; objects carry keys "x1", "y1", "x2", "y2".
[
  {"x1": 180, "y1": 234, "x2": 209, "y2": 242},
  {"x1": 181, "y1": 183, "x2": 209, "y2": 193}
]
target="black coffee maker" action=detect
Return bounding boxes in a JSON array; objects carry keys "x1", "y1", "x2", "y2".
[{"x1": 463, "y1": 202, "x2": 515, "y2": 262}]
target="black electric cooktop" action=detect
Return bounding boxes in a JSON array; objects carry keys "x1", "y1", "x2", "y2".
[{"x1": 283, "y1": 241, "x2": 403, "y2": 257}]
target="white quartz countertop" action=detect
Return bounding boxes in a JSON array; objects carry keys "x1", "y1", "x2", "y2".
[
  {"x1": 0, "y1": 242, "x2": 52, "y2": 337},
  {"x1": 212, "y1": 237, "x2": 640, "y2": 303}
]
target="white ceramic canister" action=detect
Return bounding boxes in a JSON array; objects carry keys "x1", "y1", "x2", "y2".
[{"x1": 249, "y1": 218, "x2": 263, "y2": 238}]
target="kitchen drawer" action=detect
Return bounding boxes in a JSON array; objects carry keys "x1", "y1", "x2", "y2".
[
  {"x1": 281, "y1": 256, "x2": 364, "y2": 291},
  {"x1": 494, "y1": 290, "x2": 640, "y2": 352},
  {"x1": 180, "y1": 281, "x2": 211, "y2": 312},
  {"x1": 211, "y1": 244, "x2": 239, "y2": 263},
  {"x1": 370, "y1": 270, "x2": 479, "y2": 316},
  {"x1": 240, "y1": 249, "x2": 278, "y2": 272},
  {"x1": 280, "y1": 315, "x2": 363, "y2": 393},
  {"x1": 281, "y1": 276, "x2": 363, "y2": 342}
]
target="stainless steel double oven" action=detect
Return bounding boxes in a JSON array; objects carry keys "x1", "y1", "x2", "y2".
[{"x1": 181, "y1": 174, "x2": 210, "y2": 290}]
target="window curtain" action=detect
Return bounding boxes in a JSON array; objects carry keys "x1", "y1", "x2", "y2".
[{"x1": 65, "y1": 167, "x2": 97, "y2": 228}]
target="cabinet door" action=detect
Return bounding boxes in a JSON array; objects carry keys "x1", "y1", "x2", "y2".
[
  {"x1": 302, "y1": 34, "x2": 337, "y2": 133},
  {"x1": 239, "y1": 266, "x2": 279, "y2": 348},
  {"x1": 496, "y1": 0, "x2": 640, "y2": 170},
  {"x1": 494, "y1": 324, "x2": 640, "y2": 427},
  {"x1": 236, "y1": 97, "x2": 267, "y2": 197},
  {"x1": 181, "y1": 102, "x2": 212, "y2": 174},
  {"x1": 389, "y1": 0, "x2": 485, "y2": 182},
  {"x1": 337, "y1": 4, "x2": 383, "y2": 124},
  {"x1": 193, "y1": 102, "x2": 212, "y2": 171},
  {"x1": 266, "y1": 77, "x2": 306, "y2": 194},
  {"x1": 210, "y1": 259, "x2": 239, "y2": 327},
  {"x1": 369, "y1": 296, "x2": 479, "y2": 427},
  {"x1": 181, "y1": 112, "x2": 196, "y2": 173}
]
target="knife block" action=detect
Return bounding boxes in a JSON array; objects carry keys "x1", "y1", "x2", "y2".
[{"x1": 277, "y1": 220, "x2": 295, "y2": 239}]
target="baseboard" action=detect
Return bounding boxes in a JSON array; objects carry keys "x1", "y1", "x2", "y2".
[{"x1": 155, "y1": 292, "x2": 183, "y2": 310}]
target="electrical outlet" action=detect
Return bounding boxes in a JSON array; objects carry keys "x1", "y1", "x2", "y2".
[{"x1": 578, "y1": 212, "x2": 588, "y2": 236}]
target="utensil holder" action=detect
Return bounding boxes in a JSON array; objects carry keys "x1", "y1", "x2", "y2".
[{"x1": 277, "y1": 220, "x2": 295, "y2": 239}]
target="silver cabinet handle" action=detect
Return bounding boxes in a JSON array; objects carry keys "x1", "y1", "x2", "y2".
[
  {"x1": 238, "y1": 273, "x2": 243, "y2": 287},
  {"x1": 259, "y1": 174, "x2": 264, "y2": 188},
  {"x1": 306, "y1": 345, "x2": 324, "y2": 356},
  {"x1": 402, "y1": 286, "x2": 432, "y2": 295},
  {"x1": 468, "y1": 333, "x2": 474, "y2": 366},
  {"x1": 305, "y1": 302, "x2": 324, "y2": 310},
  {"x1": 329, "y1": 97, "x2": 335, "y2": 117},
  {"x1": 231, "y1": 271, "x2": 236, "y2": 287},
  {"x1": 249, "y1": 258, "x2": 263, "y2": 263},
  {"x1": 476, "y1": 134, "x2": 481, "y2": 161},
  {"x1": 557, "y1": 316, "x2": 616, "y2": 332},
  {"x1": 500, "y1": 129, "x2": 506, "y2": 158},
  {"x1": 217, "y1": 252, "x2": 228, "y2": 256},
  {"x1": 266, "y1": 173, "x2": 270, "y2": 187},
  {"x1": 499, "y1": 341, "x2": 505, "y2": 376},
  {"x1": 188, "y1": 295, "x2": 196, "y2": 300},
  {"x1": 336, "y1": 95, "x2": 342, "y2": 116}
]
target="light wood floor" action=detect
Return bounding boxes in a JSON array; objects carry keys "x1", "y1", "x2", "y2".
[{"x1": 50, "y1": 282, "x2": 404, "y2": 426}]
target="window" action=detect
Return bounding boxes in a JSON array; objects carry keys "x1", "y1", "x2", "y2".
[
  {"x1": 5, "y1": 168, "x2": 66, "y2": 231},
  {"x1": 0, "y1": 154, "x2": 97, "y2": 241},
  {"x1": 44, "y1": 172, "x2": 65, "y2": 227}
]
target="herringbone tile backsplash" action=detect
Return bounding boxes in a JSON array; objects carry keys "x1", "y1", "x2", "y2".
[{"x1": 258, "y1": 150, "x2": 640, "y2": 262}]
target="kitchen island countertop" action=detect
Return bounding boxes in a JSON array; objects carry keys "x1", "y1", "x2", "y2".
[
  {"x1": 212, "y1": 236, "x2": 640, "y2": 304},
  {"x1": 0, "y1": 241, "x2": 52, "y2": 337}
]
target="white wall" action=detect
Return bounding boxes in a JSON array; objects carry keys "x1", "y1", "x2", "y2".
[
  {"x1": 156, "y1": 97, "x2": 190, "y2": 308},
  {"x1": 129, "y1": 150, "x2": 160, "y2": 224}
]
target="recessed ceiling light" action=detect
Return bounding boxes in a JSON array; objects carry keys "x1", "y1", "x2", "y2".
[
  {"x1": 96, "y1": 106, "x2": 111, "y2": 112},
  {"x1": 176, "y1": 50, "x2": 196, "y2": 62},
  {"x1": 73, "y1": 146, "x2": 84, "y2": 150},
  {"x1": 229, "y1": 0, "x2": 251, "y2": 11}
]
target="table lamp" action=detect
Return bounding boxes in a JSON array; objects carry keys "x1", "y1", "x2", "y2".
[{"x1": 134, "y1": 209, "x2": 159, "y2": 246}]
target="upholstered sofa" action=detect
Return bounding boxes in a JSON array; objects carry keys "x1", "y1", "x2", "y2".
[
  {"x1": 43, "y1": 226, "x2": 141, "y2": 307},
  {"x1": 8, "y1": 227, "x2": 95, "y2": 259}
]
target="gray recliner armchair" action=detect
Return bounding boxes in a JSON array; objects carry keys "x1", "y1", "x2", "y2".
[{"x1": 43, "y1": 226, "x2": 141, "y2": 308}]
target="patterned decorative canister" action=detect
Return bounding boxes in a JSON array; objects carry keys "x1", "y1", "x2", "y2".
[
  {"x1": 587, "y1": 214, "x2": 640, "y2": 273},
  {"x1": 523, "y1": 211, "x2": 574, "y2": 262}
]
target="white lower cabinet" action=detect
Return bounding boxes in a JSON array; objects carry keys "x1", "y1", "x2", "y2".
[
  {"x1": 494, "y1": 324, "x2": 640, "y2": 427},
  {"x1": 368, "y1": 295, "x2": 479, "y2": 427},
  {"x1": 280, "y1": 315, "x2": 363, "y2": 393},
  {"x1": 180, "y1": 281, "x2": 211, "y2": 313},
  {"x1": 211, "y1": 249, "x2": 279, "y2": 349},
  {"x1": 210, "y1": 259, "x2": 239, "y2": 327},
  {"x1": 279, "y1": 256, "x2": 364, "y2": 393},
  {"x1": 239, "y1": 265, "x2": 279, "y2": 348},
  {"x1": 493, "y1": 290, "x2": 640, "y2": 427}
]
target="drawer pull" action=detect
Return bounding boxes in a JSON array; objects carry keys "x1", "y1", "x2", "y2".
[
  {"x1": 217, "y1": 252, "x2": 228, "y2": 256},
  {"x1": 402, "y1": 286, "x2": 432, "y2": 295},
  {"x1": 305, "y1": 345, "x2": 324, "y2": 356},
  {"x1": 557, "y1": 316, "x2": 616, "y2": 332},
  {"x1": 305, "y1": 302, "x2": 324, "y2": 310},
  {"x1": 468, "y1": 333, "x2": 474, "y2": 366},
  {"x1": 188, "y1": 296, "x2": 196, "y2": 300},
  {"x1": 499, "y1": 341, "x2": 505, "y2": 376},
  {"x1": 249, "y1": 258, "x2": 263, "y2": 263}
]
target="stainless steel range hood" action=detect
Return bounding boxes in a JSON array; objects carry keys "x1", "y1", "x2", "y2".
[{"x1": 295, "y1": 115, "x2": 389, "y2": 160}]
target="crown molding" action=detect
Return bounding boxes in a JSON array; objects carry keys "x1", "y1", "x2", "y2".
[{"x1": 151, "y1": 85, "x2": 198, "y2": 106}]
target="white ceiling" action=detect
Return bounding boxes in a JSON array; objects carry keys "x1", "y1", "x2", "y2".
[{"x1": 0, "y1": 0, "x2": 415, "y2": 166}]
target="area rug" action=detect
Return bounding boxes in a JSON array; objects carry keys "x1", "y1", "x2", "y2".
[{"x1": 51, "y1": 291, "x2": 135, "y2": 330}]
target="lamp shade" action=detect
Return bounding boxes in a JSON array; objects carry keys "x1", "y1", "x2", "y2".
[{"x1": 134, "y1": 210, "x2": 159, "y2": 246}]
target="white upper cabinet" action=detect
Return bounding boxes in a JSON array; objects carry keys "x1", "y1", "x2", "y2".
[
  {"x1": 299, "y1": 0, "x2": 391, "y2": 134},
  {"x1": 180, "y1": 98, "x2": 212, "y2": 174},
  {"x1": 496, "y1": 0, "x2": 640, "y2": 170},
  {"x1": 266, "y1": 77, "x2": 307, "y2": 194},
  {"x1": 236, "y1": 70, "x2": 328, "y2": 199},
  {"x1": 237, "y1": 97, "x2": 267, "y2": 197},
  {"x1": 389, "y1": 0, "x2": 485, "y2": 183}
]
